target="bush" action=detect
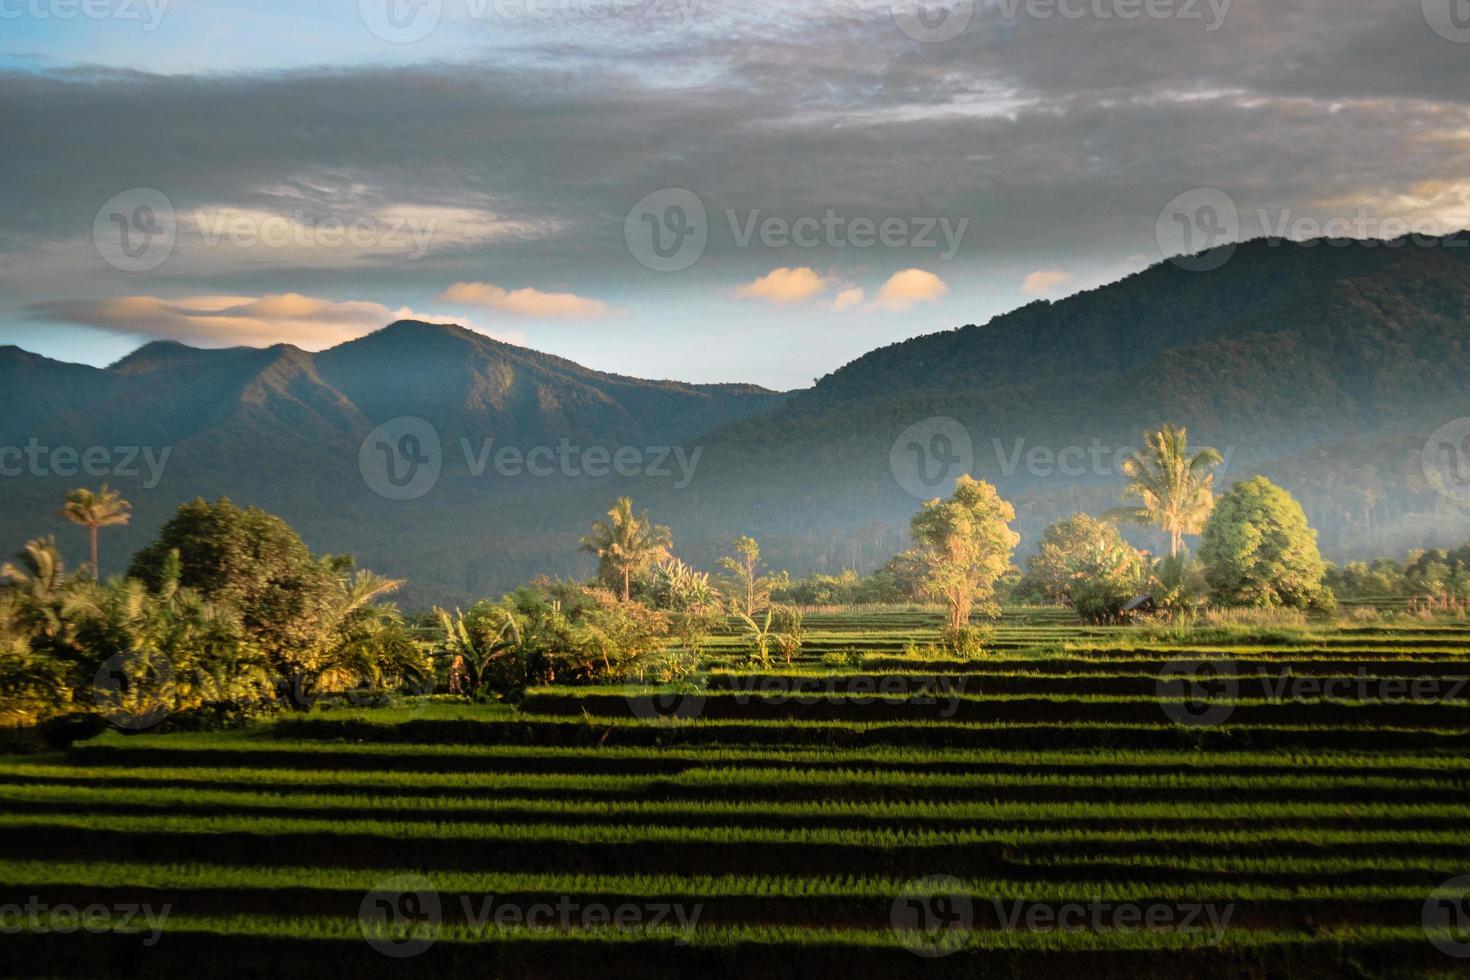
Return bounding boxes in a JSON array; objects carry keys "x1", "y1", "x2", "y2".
[
  {"x1": 940, "y1": 624, "x2": 989, "y2": 658},
  {"x1": 1199, "y1": 477, "x2": 1328, "y2": 609}
]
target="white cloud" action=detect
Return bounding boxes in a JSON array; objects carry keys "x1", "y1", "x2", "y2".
[
  {"x1": 437, "y1": 281, "x2": 608, "y2": 318},
  {"x1": 831, "y1": 286, "x2": 865, "y2": 312},
  {"x1": 183, "y1": 204, "x2": 543, "y2": 267},
  {"x1": 25, "y1": 293, "x2": 520, "y2": 349},
  {"x1": 872, "y1": 269, "x2": 949, "y2": 311},
  {"x1": 1021, "y1": 269, "x2": 1074, "y2": 296},
  {"x1": 734, "y1": 267, "x2": 830, "y2": 304}
]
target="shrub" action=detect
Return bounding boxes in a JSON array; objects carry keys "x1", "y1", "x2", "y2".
[{"x1": 1199, "y1": 477, "x2": 1328, "y2": 609}]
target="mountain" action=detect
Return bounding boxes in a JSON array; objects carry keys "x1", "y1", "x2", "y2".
[
  {"x1": 0, "y1": 323, "x2": 787, "y2": 605},
  {"x1": 5, "y1": 235, "x2": 1470, "y2": 605},
  {"x1": 651, "y1": 234, "x2": 1470, "y2": 574}
]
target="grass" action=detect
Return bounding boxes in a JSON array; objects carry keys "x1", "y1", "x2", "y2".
[{"x1": 6, "y1": 610, "x2": 1470, "y2": 978}]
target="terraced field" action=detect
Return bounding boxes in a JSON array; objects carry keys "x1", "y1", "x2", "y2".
[{"x1": 4, "y1": 615, "x2": 1470, "y2": 978}]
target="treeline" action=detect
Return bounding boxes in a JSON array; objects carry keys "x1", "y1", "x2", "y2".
[
  {"x1": 1327, "y1": 543, "x2": 1470, "y2": 601},
  {"x1": 0, "y1": 422, "x2": 1410, "y2": 734}
]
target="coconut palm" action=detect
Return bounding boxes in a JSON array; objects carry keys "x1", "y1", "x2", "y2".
[
  {"x1": 61, "y1": 486, "x2": 132, "y2": 578},
  {"x1": 0, "y1": 536, "x2": 72, "y2": 642},
  {"x1": 1117, "y1": 424, "x2": 1222, "y2": 558},
  {"x1": 579, "y1": 497, "x2": 673, "y2": 601}
]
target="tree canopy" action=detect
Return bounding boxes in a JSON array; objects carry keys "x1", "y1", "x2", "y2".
[{"x1": 1199, "y1": 476, "x2": 1328, "y2": 609}]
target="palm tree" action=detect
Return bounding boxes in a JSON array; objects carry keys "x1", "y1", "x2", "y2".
[
  {"x1": 61, "y1": 486, "x2": 132, "y2": 578},
  {"x1": 0, "y1": 536, "x2": 71, "y2": 643},
  {"x1": 579, "y1": 497, "x2": 673, "y2": 601},
  {"x1": 1117, "y1": 424, "x2": 1222, "y2": 558}
]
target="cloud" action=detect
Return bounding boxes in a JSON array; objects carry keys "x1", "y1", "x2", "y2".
[
  {"x1": 734, "y1": 267, "x2": 830, "y2": 304},
  {"x1": 831, "y1": 287, "x2": 865, "y2": 312},
  {"x1": 1021, "y1": 269, "x2": 1074, "y2": 296},
  {"x1": 24, "y1": 293, "x2": 515, "y2": 349},
  {"x1": 873, "y1": 269, "x2": 949, "y2": 311},
  {"x1": 437, "y1": 281, "x2": 609, "y2": 318}
]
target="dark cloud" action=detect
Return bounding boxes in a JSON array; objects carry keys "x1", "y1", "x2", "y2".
[{"x1": 2, "y1": 0, "x2": 1468, "y2": 377}]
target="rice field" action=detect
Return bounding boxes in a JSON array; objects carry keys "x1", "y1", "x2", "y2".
[{"x1": 4, "y1": 614, "x2": 1470, "y2": 977}]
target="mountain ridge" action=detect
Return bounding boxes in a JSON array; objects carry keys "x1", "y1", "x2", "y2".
[{"x1": 4, "y1": 234, "x2": 1470, "y2": 604}]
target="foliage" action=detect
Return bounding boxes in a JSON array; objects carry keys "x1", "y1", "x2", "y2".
[
  {"x1": 1145, "y1": 553, "x2": 1207, "y2": 616},
  {"x1": 568, "y1": 590, "x2": 670, "y2": 680},
  {"x1": 769, "y1": 605, "x2": 805, "y2": 664},
  {"x1": 773, "y1": 551, "x2": 926, "y2": 607},
  {"x1": 939, "y1": 624, "x2": 991, "y2": 658},
  {"x1": 3, "y1": 496, "x2": 431, "y2": 732},
  {"x1": 60, "y1": 485, "x2": 131, "y2": 578},
  {"x1": 649, "y1": 558, "x2": 716, "y2": 612},
  {"x1": 579, "y1": 498, "x2": 673, "y2": 602},
  {"x1": 1199, "y1": 476, "x2": 1329, "y2": 609},
  {"x1": 1117, "y1": 424, "x2": 1222, "y2": 558},
  {"x1": 129, "y1": 498, "x2": 340, "y2": 672},
  {"x1": 1017, "y1": 514, "x2": 1146, "y2": 622},
  {"x1": 1327, "y1": 542, "x2": 1470, "y2": 601},
  {"x1": 774, "y1": 569, "x2": 861, "y2": 606},
  {"x1": 909, "y1": 476, "x2": 1019, "y2": 630},
  {"x1": 717, "y1": 537, "x2": 786, "y2": 616}
]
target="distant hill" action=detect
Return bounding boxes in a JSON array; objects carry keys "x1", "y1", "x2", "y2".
[
  {"x1": 656, "y1": 234, "x2": 1470, "y2": 575},
  {"x1": 5, "y1": 235, "x2": 1470, "y2": 605},
  {"x1": 0, "y1": 322, "x2": 788, "y2": 606}
]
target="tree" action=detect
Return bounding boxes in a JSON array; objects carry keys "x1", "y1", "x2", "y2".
[
  {"x1": 307, "y1": 569, "x2": 429, "y2": 701},
  {"x1": 61, "y1": 485, "x2": 131, "y2": 578},
  {"x1": 1198, "y1": 476, "x2": 1328, "y2": 608},
  {"x1": 909, "y1": 476, "x2": 1020, "y2": 631},
  {"x1": 1020, "y1": 514, "x2": 1144, "y2": 623},
  {"x1": 718, "y1": 536, "x2": 778, "y2": 616},
  {"x1": 578, "y1": 498, "x2": 672, "y2": 601},
  {"x1": 434, "y1": 601, "x2": 526, "y2": 699},
  {"x1": 128, "y1": 498, "x2": 340, "y2": 670},
  {"x1": 1118, "y1": 424, "x2": 1222, "y2": 558}
]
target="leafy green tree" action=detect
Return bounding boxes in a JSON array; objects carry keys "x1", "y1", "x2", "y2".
[
  {"x1": 129, "y1": 498, "x2": 339, "y2": 671},
  {"x1": 769, "y1": 605, "x2": 805, "y2": 664},
  {"x1": 63, "y1": 567, "x2": 272, "y2": 722},
  {"x1": 569, "y1": 592, "x2": 669, "y2": 678},
  {"x1": 1198, "y1": 476, "x2": 1328, "y2": 608},
  {"x1": 1021, "y1": 514, "x2": 1145, "y2": 622},
  {"x1": 0, "y1": 537, "x2": 71, "y2": 645},
  {"x1": 434, "y1": 600, "x2": 527, "y2": 699},
  {"x1": 1118, "y1": 424, "x2": 1222, "y2": 557},
  {"x1": 910, "y1": 476, "x2": 1020, "y2": 631},
  {"x1": 0, "y1": 593, "x2": 71, "y2": 725},
  {"x1": 718, "y1": 536, "x2": 781, "y2": 616},
  {"x1": 307, "y1": 569, "x2": 429, "y2": 701},
  {"x1": 578, "y1": 498, "x2": 672, "y2": 602},
  {"x1": 859, "y1": 550, "x2": 928, "y2": 604},
  {"x1": 61, "y1": 486, "x2": 132, "y2": 579},
  {"x1": 650, "y1": 558, "x2": 716, "y2": 611}
]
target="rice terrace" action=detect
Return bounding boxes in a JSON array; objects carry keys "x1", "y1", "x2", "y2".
[
  {"x1": 8, "y1": 573, "x2": 1470, "y2": 977},
  {"x1": 9, "y1": 1, "x2": 1470, "y2": 977}
]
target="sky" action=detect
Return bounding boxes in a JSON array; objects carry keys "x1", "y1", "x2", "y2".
[{"x1": 2, "y1": 0, "x2": 1470, "y2": 390}]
